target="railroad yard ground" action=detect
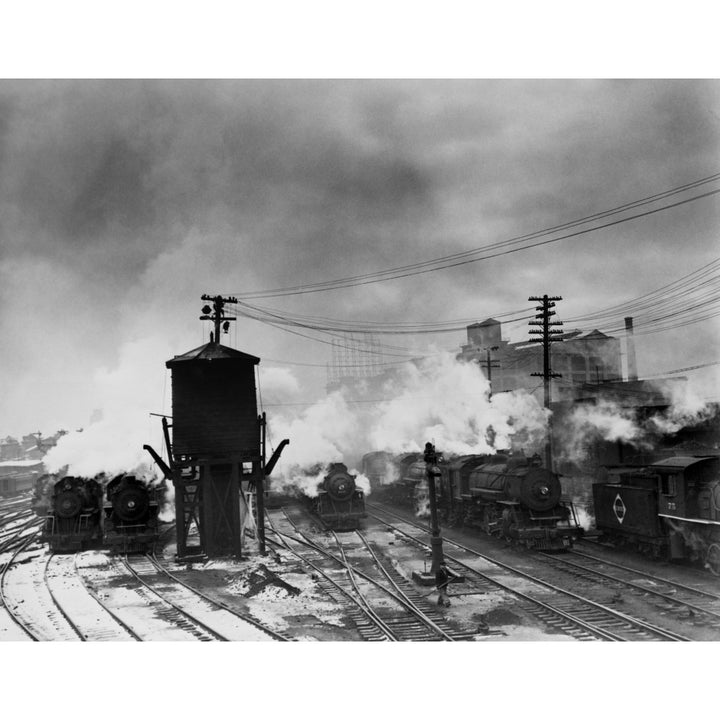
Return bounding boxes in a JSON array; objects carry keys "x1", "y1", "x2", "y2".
[{"x1": 3, "y1": 494, "x2": 720, "y2": 642}]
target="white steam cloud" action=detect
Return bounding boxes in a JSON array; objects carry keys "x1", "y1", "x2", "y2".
[
  {"x1": 43, "y1": 336, "x2": 169, "y2": 482},
  {"x1": 265, "y1": 351, "x2": 551, "y2": 496}
]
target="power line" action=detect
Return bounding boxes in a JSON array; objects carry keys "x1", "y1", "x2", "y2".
[{"x1": 231, "y1": 174, "x2": 720, "y2": 298}]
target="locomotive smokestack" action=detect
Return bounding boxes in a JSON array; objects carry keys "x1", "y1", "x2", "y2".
[{"x1": 624, "y1": 317, "x2": 638, "y2": 381}]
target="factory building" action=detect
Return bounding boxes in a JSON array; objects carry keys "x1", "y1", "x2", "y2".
[{"x1": 457, "y1": 318, "x2": 623, "y2": 402}]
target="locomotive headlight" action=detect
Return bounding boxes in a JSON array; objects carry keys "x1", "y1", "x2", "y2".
[{"x1": 428, "y1": 465, "x2": 442, "y2": 478}]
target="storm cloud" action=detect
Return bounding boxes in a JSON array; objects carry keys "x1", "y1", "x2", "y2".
[{"x1": 0, "y1": 79, "x2": 718, "y2": 437}]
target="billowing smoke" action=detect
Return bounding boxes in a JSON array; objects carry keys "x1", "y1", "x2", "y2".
[
  {"x1": 42, "y1": 337, "x2": 169, "y2": 483},
  {"x1": 368, "y1": 352, "x2": 550, "y2": 456},
  {"x1": 646, "y1": 379, "x2": 718, "y2": 435},
  {"x1": 264, "y1": 351, "x2": 551, "y2": 495},
  {"x1": 555, "y1": 399, "x2": 648, "y2": 467},
  {"x1": 555, "y1": 376, "x2": 719, "y2": 470}
]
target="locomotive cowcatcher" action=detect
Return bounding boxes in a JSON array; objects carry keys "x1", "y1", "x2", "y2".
[{"x1": 311, "y1": 463, "x2": 367, "y2": 531}]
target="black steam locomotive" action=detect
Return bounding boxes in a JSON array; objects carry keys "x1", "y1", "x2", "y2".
[
  {"x1": 310, "y1": 462, "x2": 367, "y2": 531},
  {"x1": 39, "y1": 476, "x2": 103, "y2": 552},
  {"x1": 362, "y1": 450, "x2": 583, "y2": 550},
  {"x1": 103, "y1": 475, "x2": 162, "y2": 553},
  {"x1": 592, "y1": 455, "x2": 720, "y2": 574},
  {"x1": 442, "y1": 452, "x2": 583, "y2": 550},
  {"x1": 35, "y1": 474, "x2": 163, "y2": 553},
  {"x1": 361, "y1": 451, "x2": 426, "y2": 511}
]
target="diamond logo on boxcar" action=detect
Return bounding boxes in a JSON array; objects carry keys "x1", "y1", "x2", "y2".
[{"x1": 613, "y1": 494, "x2": 626, "y2": 524}]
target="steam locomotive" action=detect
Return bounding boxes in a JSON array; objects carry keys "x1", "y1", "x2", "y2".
[
  {"x1": 35, "y1": 474, "x2": 163, "y2": 553},
  {"x1": 592, "y1": 455, "x2": 720, "y2": 574},
  {"x1": 39, "y1": 476, "x2": 103, "y2": 551},
  {"x1": 442, "y1": 452, "x2": 583, "y2": 549},
  {"x1": 310, "y1": 462, "x2": 367, "y2": 531},
  {"x1": 361, "y1": 451, "x2": 425, "y2": 510},
  {"x1": 362, "y1": 450, "x2": 583, "y2": 550},
  {"x1": 103, "y1": 475, "x2": 162, "y2": 553}
]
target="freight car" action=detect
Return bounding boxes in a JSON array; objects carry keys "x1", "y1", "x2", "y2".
[
  {"x1": 0, "y1": 460, "x2": 44, "y2": 496},
  {"x1": 39, "y1": 476, "x2": 103, "y2": 552},
  {"x1": 103, "y1": 474, "x2": 162, "y2": 553},
  {"x1": 310, "y1": 463, "x2": 366, "y2": 531},
  {"x1": 592, "y1": 456, "x2": 720, "y2": 575}
]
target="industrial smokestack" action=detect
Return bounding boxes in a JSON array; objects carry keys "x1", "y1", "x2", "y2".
[{"x1": 624, "y1": 317, "x2": 638, "y2": 381}]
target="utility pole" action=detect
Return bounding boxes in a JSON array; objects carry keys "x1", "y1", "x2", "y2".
[
  {"x1": 200, "y1": 294, "x2": 237, "y2": 343},
  {"x1": 528, "y1": 295, "x2": 563, "y2": 471},
  {"x1": 479, "y1": 345, "x2": 500, "y2": 397}
]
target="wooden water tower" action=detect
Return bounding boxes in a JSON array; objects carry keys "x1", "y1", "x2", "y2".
[{"x1": 145, "y1": 295, "x2": 288, "y2": 560}]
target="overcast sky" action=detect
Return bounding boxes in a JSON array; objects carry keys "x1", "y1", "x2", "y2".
[{"x1": 1, "y1": 78, "x2": 718, "y2": 438}]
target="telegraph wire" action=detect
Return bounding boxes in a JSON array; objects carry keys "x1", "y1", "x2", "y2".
[{"x1": 232, "y1": 175, "x2": 720, "y2": 298}]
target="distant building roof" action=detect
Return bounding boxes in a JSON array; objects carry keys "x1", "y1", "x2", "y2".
[
  {"x1": 166, "y1": 342, "x2": 260, "y2": 367},
  {"x1": 468, "y1": 318, "x2": 501, "y2": 328},
  {"x1": 0, "y1": 459, "x2": 44, "y2": 468}
]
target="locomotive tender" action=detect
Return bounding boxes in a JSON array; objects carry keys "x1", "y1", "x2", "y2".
[
  {"x1": 35, "y1": 473, "x2": 163, "y2": 553},
  {"x1": 310, "y1": 462, "x2": 367, "y2": 531},
  {"x1": 592, "y1": 455, "x2": 720, "y2": 574},
  {"x1": 362, "y1": 450, "x2": 582, "y2": 550}
]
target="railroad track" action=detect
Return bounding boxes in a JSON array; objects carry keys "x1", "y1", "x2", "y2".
[
  {"x1": 0, "y1": 541, "x2": 87, "y2": 640},
  {"x1": 367, "y1": 503, "x2": 692, "y2": 641},
  {"x1": 0, "y1": 515, "x2": 44, "y2": 553},
  {"x1": 536, "y1": 547, "x2": 720, "y2": 630},
  {"x1": 144, "y1": 551, "x2": 292, "y2": 641},
  {"x1": 266, "y1": 506, "x2": 481, "y2": 641},
  {"x1": 0, "y1": 508, "x2": 35, "y2": 529},
  {"x1": 105, "y1": 553, "x2": 288, "y2": 641}
]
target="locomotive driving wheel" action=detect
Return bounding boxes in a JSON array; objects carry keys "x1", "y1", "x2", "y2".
[{"x1": 706, "y1": 544, "x2": 720, "y2": 576}]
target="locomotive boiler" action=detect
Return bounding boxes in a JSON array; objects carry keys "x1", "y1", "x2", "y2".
[
  {"x1": 361, "y1": 449, "x2": 582, "y2": 549},
  {"x1": 103, "y1": 474, "x2": 162, "y2": 553},
  {"x1": 448, "y1": 453, "x2": 583, "y2": 549},
  {"x1": 40, "y1": 476, "x2": 103, "y2": 552},
  {"x1": 592, "y1": 455, "x2": 720, "y2": 574},
  {"x1": 310, "y1": 462, "x2": 366, "y2": 531}
]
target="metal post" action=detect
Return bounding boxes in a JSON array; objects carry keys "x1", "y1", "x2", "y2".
[
  {"x1": 424, "y1": 442, "x2": 444, "y2": 574},
  {"x1": 256, "y1": 473, "x2": 266, "y2": 555}
]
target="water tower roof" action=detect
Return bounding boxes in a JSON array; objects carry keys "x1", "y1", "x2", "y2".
[{"x1": 166, "y1": 342, "x2": 260, "y2": 367}]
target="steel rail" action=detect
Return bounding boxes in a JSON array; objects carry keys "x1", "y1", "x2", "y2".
[
  {"x1": 0, "y1": 533, "x2": 43, "y2": 640},
  {"x1": 42, "y1": 553, "x2": 87, "y2": 640},
  {"x1": 119, "y1": 555, "x2": 231, "y2": 641},
  {"x1": 264, "y1": 511, "x2": 396, "y2": 641},
  {"x1": 145, "y1": 550, "x2": 292, "y2": 642},
  {"x1": 568, "y1": 548, "x2": 720, "y2": 600},
  {"x1": 352, "y1": 529, "x2": 456, "y2": 641},
  {"x1": 72, "y1": 553, "x2": 144, "y2": 641},
  {"x1": 328, "y1": 530, "x2": 400, "y2": 641},
  {"x1": 367, "y1": 504, "x2": 691, "y2": 641},
  {"x1": 538, "y1": 551, "x2": 720, "y2": 622},
  {"x1": 280, "y1": 509, "x2": 456, "y2": 640}
]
